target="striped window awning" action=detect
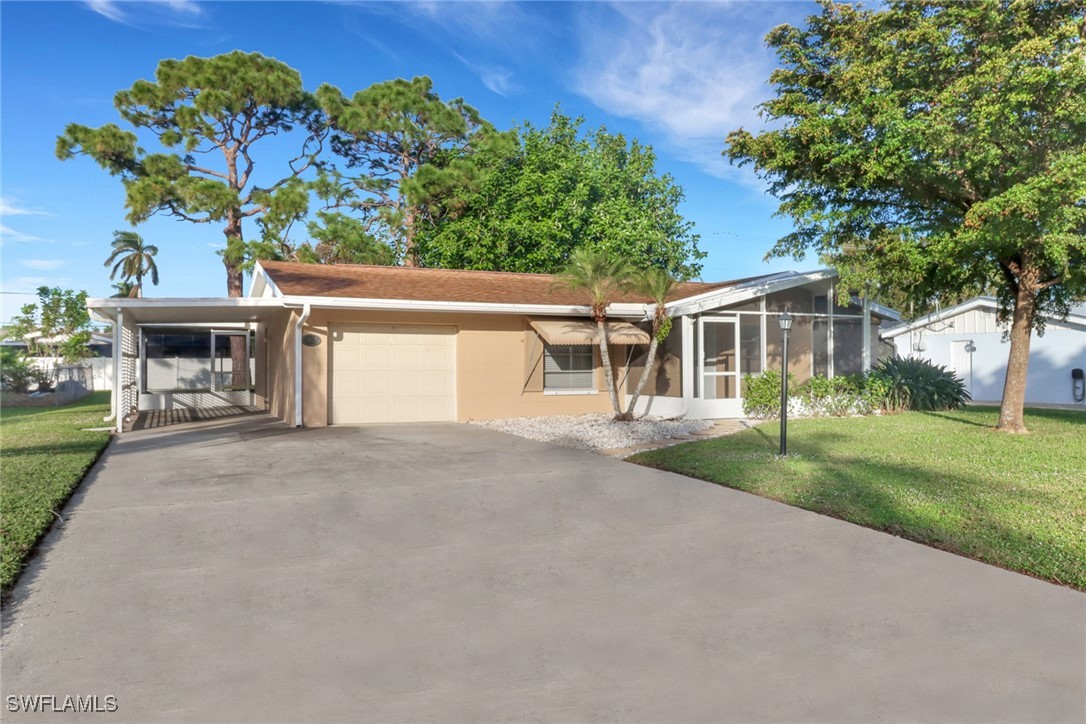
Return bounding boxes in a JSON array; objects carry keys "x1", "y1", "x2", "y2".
[{"x1": 530, "y1": 319, "x2": 650, "y2": 346}]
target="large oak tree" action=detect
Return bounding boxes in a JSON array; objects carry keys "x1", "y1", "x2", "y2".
[
  {"x1": 726, "y1": 0, "x2": 1086, "y2": 433},
  {"x1": 418, "y1": 110, "x2": 705, "y2": 280}
]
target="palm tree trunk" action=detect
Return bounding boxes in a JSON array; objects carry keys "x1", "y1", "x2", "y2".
[
  {"x1": 625, "y1": 337, "x2": 660, "y2": 418},
  {"x1": 596, "y1": 319, "x2": 623, "y2": 419}
]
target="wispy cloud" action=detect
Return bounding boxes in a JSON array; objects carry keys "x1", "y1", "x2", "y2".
[
  {"x1": 0, "y1": 224, "x2": 46, "y2": 243},
  {"x1": 85, "y1": 0, "x2": 126, "y2": 23},
  {"x1": 573, "y1": 2, "x2": 800, "y2": 182},
  {"x1": 11, "y1": 276, "x2": 67, "y2": 291},
  {"x1": 22, "y1": 260, "x2": 64, "y2": 271},
  {"x1": 406, "y1": 1, "x2": 529, "y2": 45},
  {"x1": 0, "y1": 197, "x2": 49, "y2": 217},
  {"x1": 85, "y1": 0, "x2": 204, "y2": 27},
  {"x1": 453, "y1": 52, "x2": 516, "y2": 96}
]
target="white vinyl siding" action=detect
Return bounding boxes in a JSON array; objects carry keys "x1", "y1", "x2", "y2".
[{"x1": 543, "y1": 344, "x2": 595, "y2": 391}]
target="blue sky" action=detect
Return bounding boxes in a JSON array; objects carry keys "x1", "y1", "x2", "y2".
[{"x1": 1, "y1": 0, "x2": 818, "y2": 319}]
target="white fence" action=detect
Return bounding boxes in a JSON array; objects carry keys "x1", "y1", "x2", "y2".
[{"x1": 29, "y1": 357, "x2": 113, "y2": 391}]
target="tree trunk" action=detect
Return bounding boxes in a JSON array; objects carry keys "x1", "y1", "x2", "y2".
[
  {"x1": 403, "y1": 207, "x2": 417, "y2": 267},
  {"x1": 996, "y1": 270, "x2": 1039, "y2": 434},
  {"x1": 625, "y1": 337, "x2": 660, "y2": 419},
  {"x1": 223, "y1": 213, "x2": 248, "y2": 390},
  {"x1": 596, "y1": 319, "x2": 623, "y2": 419}
]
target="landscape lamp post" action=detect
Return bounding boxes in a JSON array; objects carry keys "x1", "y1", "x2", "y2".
[{"x1": 779, "y1": 312, "x2": 793, "y2": 456}]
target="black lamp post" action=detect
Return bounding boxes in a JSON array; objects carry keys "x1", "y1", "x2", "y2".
[{"x1": 779, "y1": 312, "x2": 793, "y2": 456}]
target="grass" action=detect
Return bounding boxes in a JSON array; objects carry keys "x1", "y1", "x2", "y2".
[
  {"x1": 630, "y1": 407, "x2": 1086, "y2": 590},
  {"x1": 1, "y1": 392, "x2": 112, "y2": 591}
]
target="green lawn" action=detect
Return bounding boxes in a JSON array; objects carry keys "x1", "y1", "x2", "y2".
[
  {"x1": 631, "y1": 407, "x2": 1086, "y2": 590},
  {"x1": 1, "y1": 392, "x2": 112, "y2": 591}
]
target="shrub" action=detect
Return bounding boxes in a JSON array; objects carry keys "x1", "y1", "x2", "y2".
[
  {"x1": 743, "y1": 369, "x2": 796, "y2": 419},
  {"x1": 2, "y1": 350, "x2": 34, "y2": 393},
  {"x1": 796, "y1": 374, "x2": 873, "y2": 416},
  {"x1": 870, "y1": 356, "x2": 970, "y2": 412},
  {"x1": 1, "y1": 349, "x2": 55, "y2": 393}
]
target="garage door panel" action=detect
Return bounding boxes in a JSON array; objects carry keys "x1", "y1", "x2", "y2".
[
  {"x1": 392, "y1": 347, "x2": 421, "y2": 368},
  {"x1": 420, "y1": 372, "x2": 454, "y2": 395},
  {"x1": 331, "y1": 325, "x2": 456, "y2": 424}
]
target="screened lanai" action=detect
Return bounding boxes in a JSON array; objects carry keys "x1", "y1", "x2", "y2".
[{"x1": 628, "y1": 271, "x2": 897, "y2": 419}]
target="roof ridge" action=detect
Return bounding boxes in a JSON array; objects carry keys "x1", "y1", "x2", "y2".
[
  {"x1": 258, "y1": 259, "x2": 572, "y2": 281},
  {"x1": 256, "y1": 259, "x2": 750, "y2": 286}
]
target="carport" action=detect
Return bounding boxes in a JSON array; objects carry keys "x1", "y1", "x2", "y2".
[{"x1": 88, "y1": 298, "x2": 285, "y2": 433}]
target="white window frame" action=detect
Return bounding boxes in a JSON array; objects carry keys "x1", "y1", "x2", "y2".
[{"x1": 543, "y1": 343, "x2": 597, "y2": 394}]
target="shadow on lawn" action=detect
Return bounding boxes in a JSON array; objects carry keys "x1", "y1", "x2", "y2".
[{"x1": 632, "y1": 429, "x2": 1084, "y2": 590}]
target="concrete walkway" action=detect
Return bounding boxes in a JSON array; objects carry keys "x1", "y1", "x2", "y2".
[{"x1": 2, "y1": 416, "x2": 1083, "y2": 722}]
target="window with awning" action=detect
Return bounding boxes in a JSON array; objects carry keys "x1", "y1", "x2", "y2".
[
  {"x1": 529, "y1": 319, "x2": 650, "y2": 346},
  {"x1": 543, "y1": 344, "x2": 595, "y2": 391}
]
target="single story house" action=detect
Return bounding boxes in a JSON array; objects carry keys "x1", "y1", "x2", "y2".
[
  {"x1": 881, "y1": 297, "x2": 1086, "y2": 407},
  {"x1": 87, "y1": 261, "x2": 897, "y2": 433}
]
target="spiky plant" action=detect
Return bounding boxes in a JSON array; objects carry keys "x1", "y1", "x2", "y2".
[{"x1": 871, "y1": 357, "x2": 971, "y2": 412}]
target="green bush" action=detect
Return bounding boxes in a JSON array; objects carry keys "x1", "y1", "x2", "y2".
[
  {"x1": 796, "y1": 374, "x2": 873, "y2": 416},
  {"x1": 870, "y1": 356, "x2": 970, "y2": 412},
  {"x1": 743, "y1": 369, "x2": 795, "y2": 419},
  {"x1": 0, "y1": 349, "x2": 48, "y2": 393}
]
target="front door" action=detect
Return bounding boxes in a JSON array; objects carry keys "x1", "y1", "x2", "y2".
[
  {"x1": 950, "y1": 340, "x2": 973, "y2": 396},
  {"x1": 694, "y1": 316, "x2": 744, "y2": 418}
]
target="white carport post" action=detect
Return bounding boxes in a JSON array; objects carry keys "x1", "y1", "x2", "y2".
[
  {"x1": 862, "y1": 296, "x2": 872, "y2": 372},
  {"x1": 293, "y1": 303, "x2": 311, "y2": 427},
  {"x1": 681, "y1": 315, "x2": 695, "y2": 405},
  {"x1": 113, "y1": 309, "x2": 123, "y2": 433}
]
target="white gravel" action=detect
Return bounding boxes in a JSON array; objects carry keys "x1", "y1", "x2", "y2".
[{"x1": 471, "y1": 413, "x2": 714, "y2": 452}]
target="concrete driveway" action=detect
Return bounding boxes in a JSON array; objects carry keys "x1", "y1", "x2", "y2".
[{"x1": 2, "y1": 415, "x2": 1084, "y2": 722}]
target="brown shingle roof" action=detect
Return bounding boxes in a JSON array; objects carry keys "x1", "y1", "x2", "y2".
[{"x1": 259, "y1": 261, "x2": 763, "y2": 306}]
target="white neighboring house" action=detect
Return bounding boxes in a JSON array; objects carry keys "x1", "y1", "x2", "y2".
[{"x1": 881, "y1": 298, "x2": 1086, "y2": 407}]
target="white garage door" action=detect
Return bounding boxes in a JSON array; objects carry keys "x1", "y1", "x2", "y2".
[{"x1": 331, "y1": 324, "x2": 456, "y2": 424}]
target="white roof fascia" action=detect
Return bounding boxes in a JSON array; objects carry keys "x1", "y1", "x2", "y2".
[
  {"x1": 249, "y1": 262, "x2": 283, "y2": 299},
  {"x1": 881, "y1": 297, "x2": 1086, "y2": 339},
  {"x1": 880, "y1": 297, "x2": 996, "y2": 339},
  {"x1": 844, "y1": 294, "x2": 901, "y2": 321},
  {"x1": 279, "y1": 295, "x2": 651, "y2": 319},
  {"x1": 665, "y1": 270, "x2": 836, "y2": 317},
  {"x1": 868, "y1": 301, "x2": 902, "y2": 321},
  {"x1": 85, "y1": 297, "x2": 285, "y2": 323}
]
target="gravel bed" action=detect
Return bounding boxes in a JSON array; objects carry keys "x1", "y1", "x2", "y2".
[{"x1": 471, "y1": 413, "x2": 714, "y2": 451}]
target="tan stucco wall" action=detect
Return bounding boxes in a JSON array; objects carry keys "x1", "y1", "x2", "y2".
[
  {"x1": 263, "y1": 309, "x2": 297, "y2": 425},
  {"x1": 626, "y1": 325, "x2": 682, "y2": 398},
  {"x1": 253, "y1": 323, "x2": 268, "y2": 410},
  {"x1": 296, "y1": 309, "x2": 627, "y2": 426}
]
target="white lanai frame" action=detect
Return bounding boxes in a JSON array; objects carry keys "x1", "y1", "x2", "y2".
[{"x1": 634, "y1": 270, "x2": 895, "y2": 420}]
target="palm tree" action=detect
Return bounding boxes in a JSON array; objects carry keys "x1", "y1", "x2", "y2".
[
  {"x1": 624, "y1": 266, "x2": 677, "y2": 418},
  {"x1": 104, "y1": 231, "x2": 159, "y2": 298},
  {"x1": 110, "y1": 281, "x2": 138, "y2": 298},
  {"x1": 553, "y1": 247, "x2": 633, "y2": 419}
]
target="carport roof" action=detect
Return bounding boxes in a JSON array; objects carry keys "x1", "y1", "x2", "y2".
[
  {"x1": 255, "y1": 260, "x2": 757, "y2": 306},
  {"x1": 86, "y1": 297, "x2": 285, "y2": 325}
]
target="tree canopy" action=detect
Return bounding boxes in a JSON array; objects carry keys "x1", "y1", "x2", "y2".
[
  {"x1": 726, "y1": 0, "x2": 1086, "y2": 432},
  {"x1": 57, "y1": 50, "x2": 323, "y2": 297},
  {"x1": 416, "y1": 110, "x2": 704, "y2": 280},
  {"x1": 6, "y1": 287, "x2": 93, "y2": 363},
  {"x1": 313, "y1": 76, "x2": 507, "y2": 267}
]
